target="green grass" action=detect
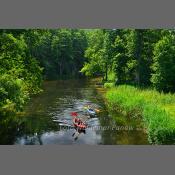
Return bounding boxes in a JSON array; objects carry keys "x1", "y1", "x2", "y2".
[
  {"x1": 105, "y1": 85, "x2": 175, "y2": 144},
  {"x1": 104, "y1": 82, "x2": 115, "y2": 88},
  {"x1": 103, "y1": 71, "x2": 116, "y2": 88}
]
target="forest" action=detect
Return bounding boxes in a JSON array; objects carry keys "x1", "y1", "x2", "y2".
[
  {"x1": 1, "y1": 28, "x2": 175, "y2": 114},
  {"x1": 0, "y1": 29, "x2": 175, "y2": 144}
]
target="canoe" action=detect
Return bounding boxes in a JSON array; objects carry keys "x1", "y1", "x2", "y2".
[
  {"x1": 83, "y1": 106, "x2": 99, "y2": 115},
  {"x1": 87, "y1": 108, "x2": 96, "y2": 116},
  {"x1": 73, "y1": 117, "x2": 87, "y2": 130}
]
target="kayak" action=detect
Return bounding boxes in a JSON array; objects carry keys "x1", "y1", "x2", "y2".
[
  {"x1": 73, "y1": 117, "x2": 87, "y2": 130},
  {"x1": 87, "y1": 108, "x2": 96, "y2": 116},
  {"x1": 83, "y1": 106, "x2": 99, "y2": 115}
]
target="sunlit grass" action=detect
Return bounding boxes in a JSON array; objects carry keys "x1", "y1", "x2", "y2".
[
  {"x1": 105, "y1": 85, "x2": 175, "y2": 144},
  {"x1": 104, "y1": 82, "x2": 115, "y2": 88}
]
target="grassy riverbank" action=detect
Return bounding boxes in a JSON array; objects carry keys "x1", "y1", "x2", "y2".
[{"x1": 105, "y1": 85, "x2": 175, "y2": 144}]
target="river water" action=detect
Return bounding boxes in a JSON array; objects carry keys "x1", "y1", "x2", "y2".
[{"x1": 0, "y1": 79, "x2": 149, "y2": 145}]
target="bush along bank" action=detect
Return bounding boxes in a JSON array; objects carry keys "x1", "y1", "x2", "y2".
[
  {"x1": 0, "y1": 73, "x2": 43, "y2": 116},
  {"x1": 0, "y1": 33, "x2": 43, "y2": 116},
  {"x1": 105, "y1": 85, "x2": 175, "y2": 144}
]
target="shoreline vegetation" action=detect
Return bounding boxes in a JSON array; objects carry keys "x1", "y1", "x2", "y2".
[
  {"x1": 105, "y1": 84, "x2": 175, "y2": 144},
  {"x1": 1, "y1": 29, "x2": 175, "y2": 144},
  {"x1": 80, "y1": 29, "x2": 175, "y2": 144}
]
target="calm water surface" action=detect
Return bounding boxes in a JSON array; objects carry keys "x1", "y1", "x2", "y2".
[{"x1": 0, "y1": 79, "x2": 149, "y2": 145}]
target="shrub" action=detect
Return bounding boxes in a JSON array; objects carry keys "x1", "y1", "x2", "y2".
[{"x1": 0, "y1": 74, "x2": 29, "y2": 115}]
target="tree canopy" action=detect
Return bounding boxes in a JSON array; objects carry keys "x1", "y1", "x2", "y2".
[{"x1": 81, "y1": 29, "x2": 175, "y2": 92}]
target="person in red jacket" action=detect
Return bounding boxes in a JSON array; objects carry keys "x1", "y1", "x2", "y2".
[{"x1": 70, "y1": 112, "x2": 86, "y2": 140}]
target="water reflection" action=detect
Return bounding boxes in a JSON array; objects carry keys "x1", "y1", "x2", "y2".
[{"x1": 0, "y1": 79, "x2": 149, "y2": 145}]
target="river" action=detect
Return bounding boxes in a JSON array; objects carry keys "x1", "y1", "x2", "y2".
[{"x1": 0, "y1": 79, "x2": 149, "y2": 145}]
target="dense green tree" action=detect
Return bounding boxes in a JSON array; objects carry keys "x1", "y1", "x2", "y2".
[
  {"x1": 112, "y1": 35, "x2": 128, "y2": 84},
  {"x1": 22, "y1": 29, "x2": 87, "y2": 79},
  {"x1": 151, "y1": 32, "x2": 175, "y2": 92},
  {"x1": 81, "y1": 29, "x2": 105, "y2": 77},
  {"x1": 71, "y1": 29, "x2": 87, "y2": 77},
  {"x1": 51, "y1": 29, "x2": 73, "y2": 78},
  {"x1": 0, "y1": 32, "x2": 42, "y2": 115}
]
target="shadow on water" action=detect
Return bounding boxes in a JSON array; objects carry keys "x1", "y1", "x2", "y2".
[{"x1": 0, "y1": 79, "x2": 149, "y2": 145}]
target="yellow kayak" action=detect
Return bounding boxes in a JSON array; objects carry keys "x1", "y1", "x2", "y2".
[{"x1": 83, "y1": 105, "x2": 100, "y2": 113}]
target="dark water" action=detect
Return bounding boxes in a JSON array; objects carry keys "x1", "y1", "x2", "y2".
[{"x1": 0, "y1": 79, "x2": 149, "y2": 145}]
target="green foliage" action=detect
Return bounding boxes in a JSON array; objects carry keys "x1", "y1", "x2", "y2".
[
  {"x1": 0, "y1": 29, "x2": 89, "y2": 115},
  {"x1": 80, "y1": 61, "x2": 102, "y2": 77},
  {"x1": 106, "y1": 85, "x2": 175, "y2": 144},
  {"x1": 0, "y1": 74, "x2": 29, "y2": 115},
  {"x1": 0, "y1": 31, "x2": 43, "y2": 115},
  {"x1": 82, "y1": 29, "x2": 175, "y2": 92},
  {"x1": 81, "y1": 29, "x2": 107, "y2": 77},
  {"x1": 104, "y1": 82, "x2": 115, "y2": 88},
  {"x1": 151, "y1": 34, "x2": 175, "y2": 92},
  {"x1": 107, "y1": 71, "x2": 116, "y2": 82},
  {"x1": 113, "y1": 35, "x2": 128, "y2": 84},
  {"x1": 24, "y1": 29, "x2": 87, "y2": 79}
]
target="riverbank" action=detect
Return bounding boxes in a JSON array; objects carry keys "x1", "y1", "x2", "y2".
[{"x1": 105, "y1": 85, "x2": 175, "y2": 144}]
